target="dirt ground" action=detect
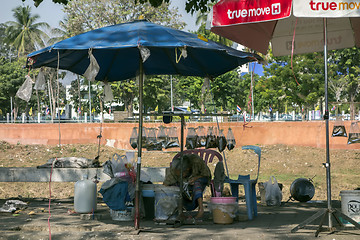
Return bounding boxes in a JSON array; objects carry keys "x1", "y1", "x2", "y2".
[{"x1": 1, "y1": 141, "x2": 360, "y2": 202}]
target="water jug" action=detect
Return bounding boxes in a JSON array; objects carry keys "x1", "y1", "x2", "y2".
[{"x1": 74, "y1": 175, "x2": 97, "y2": 213}]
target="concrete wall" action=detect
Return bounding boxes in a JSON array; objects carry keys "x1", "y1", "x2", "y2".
[{"x1": 0, "y1": 121, "x2": 358, "y2": 150}]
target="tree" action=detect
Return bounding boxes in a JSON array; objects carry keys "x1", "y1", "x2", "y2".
[
  {"x1": 0, "y1": 57, "x2": 38, "y2": 120},
  {"x1": 328, "y1": 47, "x2": 360, "y2": 120},
  {"x1": 63, "y1": 0, "x2": 185, "y2": 36},
  {"x1": 4, "y1": 5, "x2": 50, "y2": 57},
  {"x1": 263, "y1": 52, "x2": 325, "y2": 119},
  {"x1": 28, "y1": 0, "x2": 216, "y2": 14}
]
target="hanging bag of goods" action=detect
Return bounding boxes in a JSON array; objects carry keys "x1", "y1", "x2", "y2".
[
  {"x1": 348, "y1": 122, "x2": 360, "y2": 144},
  {"x1": 217, "y1": 129, "x2": 227, "y2": 152},
  {"x1": 146, "y1": 128, "x2": 162, "y2": 151},
  {"x1": 195, "y1": 126, "x2": 207, "y2": 148},
  {"x1": 157, "y1": 126, "x2": 167, "y2": 149},
  {"x1": 226, "y1": 128, "x2": 236, "y2": 151},
  {"x1": 185, "y1": 127, "x2": 197, "y2": 150},
  {"x1": 331, "y1": 116, "x2": 347, "y2": 137},
  {"x1": 129, "y1": 127, "x2": 138, "y2": 149},
  {"x1": 205, "y1": 126, "x2": 218, "y2": 149},
  {"x1": 165, "y1": 127, "x2": 180, "y2": 149}
]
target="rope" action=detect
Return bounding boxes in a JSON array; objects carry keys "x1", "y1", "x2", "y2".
[
  {"x1": 56, "y1": 51, "x2": 61, "y2": 146},
  {"x1": 207, "y1": 80, "x2": 230, "y2": 178},
  {"x1": 48, "y1": 158, "x2": 56, "y2": 240},
  {"x1": 291, "y1": 18, "x2": 300, "y2": 86}
]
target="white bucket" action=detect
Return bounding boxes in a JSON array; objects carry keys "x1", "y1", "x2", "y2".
[{"x1": 339, "y1": 190, "x2": 360, "y2": 225}]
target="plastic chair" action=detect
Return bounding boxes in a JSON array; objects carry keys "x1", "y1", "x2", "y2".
[
  {"x1": 172, "y1": 149, "x2": 223, "y2": 197},
  {"x1": 224, "y1": 145, "x2": 261, "y2": 220}
]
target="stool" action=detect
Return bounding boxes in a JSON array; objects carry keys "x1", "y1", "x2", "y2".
[{"x1": 225, "y1": 145, "x2": 261, "y2": 220}]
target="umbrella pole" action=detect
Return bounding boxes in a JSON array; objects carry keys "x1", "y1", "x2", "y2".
[
  {"x1": 134, "y1": 60, "x2": 144, "y2": 230},
  {"x1": 291, "y1": 19, "x2": 360, "y2": 235}
]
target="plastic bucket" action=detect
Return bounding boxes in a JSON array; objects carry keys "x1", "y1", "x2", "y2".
[
  {"x1": 210, "y1": 197, "x2": 237, "y2": 224},
  {"x1": 142, "y1": 184, "x2": 156, "y2": 220},
  {"x1": 339, "y1": 190, "x2": 360, "y2": 225},
  {"x1": 154, "y1": 185, "x2": 180, "y2": 221}
]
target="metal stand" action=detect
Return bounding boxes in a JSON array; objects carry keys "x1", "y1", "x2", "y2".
[{"x1": 291, "y1": 19, "x2": 360, "y2": 236}]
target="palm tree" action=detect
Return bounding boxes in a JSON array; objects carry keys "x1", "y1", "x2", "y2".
[{"x1": 5, "y1": 5, "x2": 50, "y2": 57}]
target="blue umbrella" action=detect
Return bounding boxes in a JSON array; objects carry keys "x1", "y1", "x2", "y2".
[
  {"x1": 27, "y1": 19, "x2": 261, "y2": 81},
  {"x1": 27, "y1": 19, "x2": 261, "y2": 228}
]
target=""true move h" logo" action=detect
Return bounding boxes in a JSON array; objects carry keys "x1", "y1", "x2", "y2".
[{"x1": 272, "y1": 3, "x2": 281, "y2": 15}]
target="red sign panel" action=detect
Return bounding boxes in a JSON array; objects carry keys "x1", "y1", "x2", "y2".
[{"x1": 212, "y1": 0, "x2": 292, "y2": 26}]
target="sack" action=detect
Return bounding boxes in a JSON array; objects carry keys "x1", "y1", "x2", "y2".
[{"x1": 264, "y1": 176, "x2": 282, "y2": 206}]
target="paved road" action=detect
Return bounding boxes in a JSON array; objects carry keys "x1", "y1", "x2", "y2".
[{"x1": 1, "y1": 198, "x2": 360, "y2": 240}]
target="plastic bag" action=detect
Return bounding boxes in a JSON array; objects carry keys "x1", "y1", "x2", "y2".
[
  {"x1": 16, "y1": 75, "x2": 33, "y2": 102},
  {"x1": 195, "y1": 126, "x2": 206, "y2": 148},
  {"x1": 137, "y1": 127, "x2": 148, "y2": 149},
  {"x1": 157, "y1": 126, "x2": 167, "y2": 149},
  {"x1": 348, "y1": 122, "x2": 360, "y2": 144},
  {"x1": 226, "y1": 128, "x2": 236, "y2": 151},
  {"x1": 217, "y1": 129, "x2": 227, "y2": 152},
  {"x1": 34, "y1": 70, "x2": 46, "y2": 91},
  {"x1": 129, "y1": 127, "x2": 138, "y2": 149},
  {"x1": 264, "y1": 176, "x2": 282, "y2": 206},
  {"x1": 165, "y1": 127, "x2": 180, "y2": 149},
  {"x1": 103, "y1": 82, "x2": 114, "y2": 102},
  {"x1": 185, "y1": 127, "x2": 197, "y2": 150},
  {"x1": 83, "y1": 49, "x2": 100, "y2": 81},
  {"x1": 205, "y1": 126, "x2": 217, "y2": 149},
  {"x1": 146, "y1": 128, "x2": 162, "y2": 151},
  {"x1": 332, "y1": 117, "x2": 347, "y2": 137}
]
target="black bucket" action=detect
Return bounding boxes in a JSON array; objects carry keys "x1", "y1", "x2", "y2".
[{"x1": 290, "y1": 178, "x2": 315, "y2": 202}]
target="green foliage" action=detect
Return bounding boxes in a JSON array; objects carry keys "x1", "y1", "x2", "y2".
[
  {"x1": 5, "y1": 6, "x2": 50, "y2": 57},
  {"x1": 0, "y1": 57, "x2": 33, "y2": 114},
  {"x1": 263, "y1": 52, "x2": 325, "y2": 113},
  {"x1": 63, "y1": 0, "x2": 185, "y2": 36}
]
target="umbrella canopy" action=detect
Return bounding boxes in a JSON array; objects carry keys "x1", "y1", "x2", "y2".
[
  {"x1": 209, "y1": 0, "x2": 360, "y2": 233},
  {"x1": 210, "y1": 0, "x2": 360, "y2": 56},
  {"x1": 27, "y1": 19, "x2": 261, "y2": 81}
]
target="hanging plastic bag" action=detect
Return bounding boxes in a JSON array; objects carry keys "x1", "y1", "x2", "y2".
[
  {"x1": 103, "y1": 82, "x2": 114, "y2": 102},
  {"x1": 129, "y1": 127, "x2": 138, "y2": 149},
  {"x1": 185, "y1": 127, "x2": 197, "y2": 149},
  {"x1": 217, "y1": 129, "x2": 227, "y2": 152},
  {"x1": 83, "y1": 49, "x2": 100, "y2": 81},
  {"x1": 146, "y1": 128, "x2": 162, "y2": 151},
  {"x1": 332, "y1": 116, "x2": 347, "y2": 137},
  {"x1": 141, "y1": 127, "x2": 148, "y2": 149},
  {"x1": 16, "y1": 75, "x2": 33, "y2": 102},
  {"x1": 195, "y1": 126, "x2": 206, "y2": 148},
  {"x1": 226, "y1": 128, "x2": 236, "y2": 151},
  {"x1": 205, "y1": 126, "x2": 217, "y2": 149},
  {"x1": 264, "y1": 176, "x2": 282, "y2": 206},
  {"x1": 165, "y1": 127, "x2": 180, "y2": 149},
  {"x1": 348, "y1": 122, "x2": 360, "y2": 144},
  {"x1": 34, "y1": 70, "x2": 46, "y2": 91},
  {"x1": 157, "y1": 126, "x2": 167, "y2": 149}
]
